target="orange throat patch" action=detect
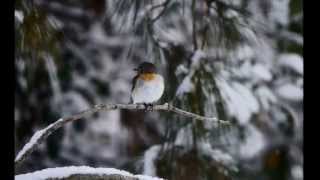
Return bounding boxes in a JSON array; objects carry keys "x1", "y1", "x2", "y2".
[{"x1": 139, "y1": 73, "x2": 157, "y2": 81}]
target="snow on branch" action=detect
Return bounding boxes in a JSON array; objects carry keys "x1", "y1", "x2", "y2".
[
  {"x1": 15, "y1": 166, "x2": 164, "y2": 180},
  {"x1": 15, "y1": 103, "x2": 231, "y2": 168}
]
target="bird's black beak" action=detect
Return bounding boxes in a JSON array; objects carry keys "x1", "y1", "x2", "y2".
[{"x1": 133, "y1": 68, "x2": 138, "y2": 71}]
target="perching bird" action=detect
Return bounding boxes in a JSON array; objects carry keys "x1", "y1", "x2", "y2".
[{"x1": 131, "y1": 62, "x2": 164, "y2": 109}]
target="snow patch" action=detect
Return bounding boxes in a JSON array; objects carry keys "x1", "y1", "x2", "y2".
[
  {"x1": 270, "y1": 0, "x2": 290, "y2": 26},
  {"x1": 45, "y1": 55, "x2": 63, "y2": 112},
  {"x1": 239, "y1": 125, "x2": 266, "y2": 159},
  {"x1": 157, "y1": 28, "x2": 185, "y2": 45},
  {"x1": 255, "y1": 86, "x2": 277, "y2": 110},
  {"x1": 15, "y1": 10, "x2": 24, "y2": 22},
  {"x1": 200, "y1": 142, "x2": 235, "y2": 167},
  {"x1": 278, "y1": 53, "x2": 303, "y2": 75},
  {"x1": 48, "y1": 16, "x2": 64, "y2": 29},
  {"x1": 174, "y1": 126, "x2": 193, "y2": 147},
  {"x1": 191, "y1": 50, "x2": 206, "y2": 69},
  {"x1": 15, "y1": 166, "x2": 163, "y2": 180},
  {"x1": 175, "y1": 50, "x2": 207, "y2": 96},
  {"x1": 291, "y1": 165, "x2": 303, "y2": 179},
  {"x1": 251, "y1": 64, "x2": 272, "y2": 81},
  {"x1": 237, "y1": 61, "x2": 252, "y2": 78},
  {"x1": 232, "y1": 45, "x2": 255, "y2": 61},
  {"x1": 280, "y1": 31, "x2": 303, "y2": 45},
  {"x1": 175, "y1": 64, "x2": 189, "y2": 76},
  {"x1": 275, "y1": 83, "x2": 303, "y2": 101},
  {"x1": 176, "y1": 75, "x2": 194, "y2": 96},
  {"x1": 232, "y1": 82, "x2": 259, "y2": 113},
  {"x1": 216, "y1": 78, "x2": 259, "y2": 124},
  {"x1": 143, "y1": 145, "x2": 161, "y2": 176},
  {"x1": 62, "y1": 92, "x2": 90, "y2": 115},
  {"x1": 225, "y1": 9, "x2": 239, "y2": 18}
]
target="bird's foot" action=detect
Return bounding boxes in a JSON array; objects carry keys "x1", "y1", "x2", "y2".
[
  {"x1": 149, "y1": 103, "x2": 154, "y2": 111},
  {"x1": 143, "y1": 103, "x2": 154, "y2": 112}
]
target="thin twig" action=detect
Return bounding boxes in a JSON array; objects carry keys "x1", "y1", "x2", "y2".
[
  {"x1": 149, "y1": 0, "x2": 170, "y2": 24},
  {"x1": 149, "y1": 0, "x2": 170, "y2": 12},
  {"x1": 210, "y1": 0, "x2": 251, "y2": 17},
  {"x1": 15, "y1": 103, "x2": 230, "y2": 168},
  {"x1": 191, "y1": 0, "x2": 198, "y2": 50}
]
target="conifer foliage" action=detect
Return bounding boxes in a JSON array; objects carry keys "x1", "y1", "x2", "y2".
[{"x1": 15, "y1": 0, "x2": 303, "y2": 179}]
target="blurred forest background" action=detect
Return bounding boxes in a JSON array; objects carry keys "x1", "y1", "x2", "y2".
[{"x1": 15, "y1": 0, "x2": 303, "y2": 179}]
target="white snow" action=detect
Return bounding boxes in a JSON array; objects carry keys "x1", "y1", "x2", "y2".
[
  {"x1": 135, "y1": 175, "x2": 164, "y2": 180},
  {"x1": 275, "y1": 83, "x2": 303, "y2": 101},
  {"x1": 278, "y1": 53, "x2": 303, "y2": 75},
  {"x1": 45, "y1": 55, "x2": 63, "y2": 111},
  {"x1": 15, "y1": 108, "x2": 20, "y2": 123},
  {"x1": 175, "y1": 64, "x2": 189, "y2": 76},
  {"x1": 86, "y1": 110, "x2": 130, "y2": 160},
  {"x1": 15, "y1": 119, "x2": 64, "y2": 162},
  {"x1": 232, "y1": 82, "x2": 259, "y2": 113},
  {"x1": 175, "y1": 75, "x2": 194, "y2": 96},
  {"x1": 176, "y1": 50, "x2": 207, "y2": 96},
  {"x1": 291, "y1": 165, "x2": 303, "y2": 179},
  {"x1": 251, "y1": 64, "x2": 272, "y2": 81},
  {"x1": 15, "y1": 166, "x2": 164, "y2": 180},
  {"x1": 236, "y1": 61, "x2": 252, "y2": 78},
  {"x1": 157, "y1": 27, "x2": 185, "y2": 45},
  {"x1": 297, "y1": 78, "x2": 303, "y2": 87},
  {"x1": 270, "y1": 0, "x2": 290, "y2": 26},
  {"x1": 280, "y1": 31, "x2": 303, "y2": 45},
  {"x1": 16, "y1": 59, "x2": 28, "y2": 90},
  {"x1": 255, "y1": 39, "x2": 276, "y2": 64},
  {"x1": 89, "y1": 23, "x2": 137, "y2": 47},
  {"x1": 62, "y1": 92, "x2": 90, "y2": 115},
  {"x1": 199, "y1": 142, "x2": 235, "y2": 168},
  {"x1": 174, "y1": 125, "x2": 193, "y2": 147},
  {"x1": 210, "y1": 149, "x2": 234, "y2": 165},
  {"x1": 239, "y1": 125, "x2": 266, "y2": 159},
  {"x1": 15, "y1": 10, "x2": 24, "y2": 22},
  {"x1": 158, "y1": 41, "x2": 169, "y2": 49},
  {"x1": 216, "y1": 78, "x2": 259, "y2": 124},
  {"x1": 143, "y1": 145, "x2": 161, "y2": 176},
  {"x1": 146, "y1": 0, "x2": 167, "y2": 19},
  {"x1": 255, "y1": 86, "x2": 277, "y2": 110},
  {"x1": 48, "y1": 16, "x2": 64, "y2": 29},
  {"x1": 236, "y1": 45, "x2": 255, "y2": 61},
  {"x1": 225, "y1": 9, "x2": 239, "y2": 19},
  {"x1": 191, "y1": 50, "x2": 206, "y2": 68}
]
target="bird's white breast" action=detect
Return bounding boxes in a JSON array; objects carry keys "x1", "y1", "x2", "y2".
[{"x1": 132, "y1": 75, "x2": 164, "y2": 104}]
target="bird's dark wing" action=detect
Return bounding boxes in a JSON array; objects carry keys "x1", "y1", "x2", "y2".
[
  {"x1": 130, "y1": 75, "x2": 139, "y2": 104},
  {"x1": 131, "y1": 74, "x2": 139, "y2": 92}
]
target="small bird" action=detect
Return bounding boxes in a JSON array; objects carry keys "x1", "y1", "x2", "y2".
[{"x1": 131, "y1": 62, "x2": 164, "y2": 110}]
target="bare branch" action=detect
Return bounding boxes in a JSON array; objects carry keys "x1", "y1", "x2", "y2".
[{"x1": 15, "y1": 103, "x2": 231, "y2": 168}]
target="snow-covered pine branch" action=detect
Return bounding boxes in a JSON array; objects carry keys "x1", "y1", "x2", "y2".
[
  {"x1": 15, "y1": 103, "x2": 230, "y2": 168},
  {"x1": 15, "y1": 166, "x2": 164, "y2": 180}
]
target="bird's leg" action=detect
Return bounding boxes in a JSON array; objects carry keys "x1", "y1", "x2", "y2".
[
  {"x1": 148, "y1": 103, "x2": 154, "y2": 111},
  {"x1": 142, "y1": 103, "x2": 154, "y2": 112},
  {"x1": 143, "y1": 103, "x2": 149, "y2": 112}
]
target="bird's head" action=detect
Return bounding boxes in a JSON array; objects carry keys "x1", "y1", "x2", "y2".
[{"x1": 134, "y1": 62, "x2": 157, "y2": 74}]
